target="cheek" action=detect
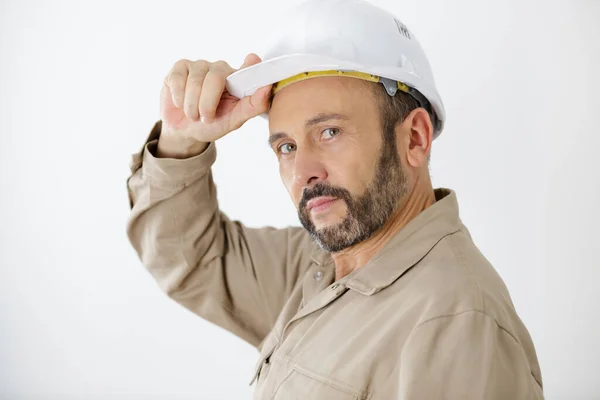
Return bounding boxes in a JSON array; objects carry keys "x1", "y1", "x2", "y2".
[
  {"x1": 279, "y1": 163, "x2": 300, "y2": 205},
  {"x1": 327, "y1": 156, "x2": 370, "y2": 193},
  {"x1": 329, "y1": 137, "x2": 374, "y2": 178}
]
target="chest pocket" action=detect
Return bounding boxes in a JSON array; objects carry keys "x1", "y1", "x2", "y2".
[
  {"x1": 250, "y1": 331, "x2": 278, "y2": 387},
  {"x1": 271, "y1": 368, "x2": 364, "y2": 400}
]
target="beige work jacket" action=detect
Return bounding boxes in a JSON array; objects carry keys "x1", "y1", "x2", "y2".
[{"x1": 126, "y1": 121, "x2": 543, "y2": 399}]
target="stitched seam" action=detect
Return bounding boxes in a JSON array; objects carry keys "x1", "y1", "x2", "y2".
[
  {"x1": 277, "y1": 355, "x2": 365, "y2": 398},
  {"x1": 411, "y1": 310, "x2": 542, "y2": 390},
  {"x1": 269, "y1": 368, "x2": 294, "y2": 400},
  {"x1": 446, "y1": 231, "x2": 485, "y2": 311},
  {"x1": 412, "y1": 309, "x2": 522, "y2": 346}
]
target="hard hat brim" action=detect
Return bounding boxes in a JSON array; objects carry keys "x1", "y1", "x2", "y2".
[
  {"x1": 226, "y1": 54, "x2": 365, "y2": 98},
  {"x1": 225, "y1": 53, "x2": 445, "y2": 137}
]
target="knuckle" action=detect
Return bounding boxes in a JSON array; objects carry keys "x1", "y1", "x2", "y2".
[
  {"x1": 212, "y1": 59, "x2": 229, "y2": 69},
  {"x1": 192, "y1": 59, "x2": 210, "y2": 71},
  {"x1": 204, "y1": 69, "x2": 226, "y2": 87},
  {"x1": 211, "y1": 60, "x2": 233, "y2": 74},
  {"x1": 188, "y1": 64, "x2": 209, "y2": 82},
  {"x1": 174, "y1": 58, "x2": 190, "y2": 68},
  {"x1": 168, "y1": 59, "x2": 189, "y2": 76}
]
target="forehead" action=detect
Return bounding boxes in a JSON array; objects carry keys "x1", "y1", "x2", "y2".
[{"x1": 268, "y1": 76, "x2": 379, "y2": 131}]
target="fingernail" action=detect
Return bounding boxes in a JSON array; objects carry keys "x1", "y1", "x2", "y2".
[{"x1": 201, "y1": 116, "x2": 212, "y2": 124}]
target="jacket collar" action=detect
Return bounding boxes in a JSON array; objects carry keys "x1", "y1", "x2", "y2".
[{"x1": 309, "y1": 188, "x2": 463, "y2": 295}]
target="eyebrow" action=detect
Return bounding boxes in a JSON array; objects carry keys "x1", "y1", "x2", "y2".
[
  {"x1": 268, "y1": 113, "x2": 350, "y2": 148},
  {"x1": 268, "y1": 132, "x2": 288, "y2": 148}
]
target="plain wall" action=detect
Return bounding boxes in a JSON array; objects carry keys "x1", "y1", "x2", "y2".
[{"x1": 0, "y1": 0, "x2": 598, "y2": 398}]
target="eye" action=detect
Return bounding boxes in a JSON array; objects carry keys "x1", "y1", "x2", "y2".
[
  {"x1": 322, "y1": 127, "x2": 340, "y2": 139},
  {"x1": 277, "y1": 142, "x2": 297, "y2": 155}
]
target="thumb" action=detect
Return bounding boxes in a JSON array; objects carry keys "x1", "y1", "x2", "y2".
[
  {"x1": 239, "y1": 53, "x2": 262, "y2": 70},
  {"x1": 228, "y1": 84, "x2": 272, "y2": 129}
]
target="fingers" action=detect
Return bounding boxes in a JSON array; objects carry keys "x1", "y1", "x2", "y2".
[
  {"x1": 228, "y1": 84, "x2": 272, "y2": 130},
  {"x1": 182, "y1": 60, "x2": 210, "y2": 121},
  {"x1": 164, "y1": 56, "x2": 257, "y2": 124},
  {"x1": 165, "y1": 59, "x2": 190, "y2": 109},
  {"x1": 198, "y1": 61, "x2": 233, "y2": 124},
  {"x1": 239, "y1": 53, "x2": 262, "y2": 70},
  {"x1": 247, "y1": 85, "x2": 272, "y2": 114}
]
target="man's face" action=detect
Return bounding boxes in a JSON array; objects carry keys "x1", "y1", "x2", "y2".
[{"x1": 268, "y1": 77, "x2": 408, "y2": 253}]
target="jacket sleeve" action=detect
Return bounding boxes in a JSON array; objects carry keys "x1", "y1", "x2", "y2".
[
  {"x1": 397, "y1": 310, "x2": 544, "y2": 400},
  {"x1": 126, "y1": 121, "x2": 316, "y2": 348}
]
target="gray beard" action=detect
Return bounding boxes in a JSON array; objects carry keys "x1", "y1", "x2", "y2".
[{"x1": 297, "y1": 132, "x2": 408, "y2": 253}]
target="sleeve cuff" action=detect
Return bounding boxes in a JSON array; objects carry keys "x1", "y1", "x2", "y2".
[
  {"x1": 130, "y1": 120, "x2": 217, "y2": 188},
  {"x1": 142, "y1": 139, "x2": 217, "y2": 187}
]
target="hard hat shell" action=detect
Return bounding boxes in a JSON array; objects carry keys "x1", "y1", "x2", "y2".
[{"x1": 225, "y1": 0, "x2": 446, "y2": 138}]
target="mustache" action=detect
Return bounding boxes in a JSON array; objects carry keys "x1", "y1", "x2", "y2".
[{"x1": 298, "y1": 183, "x2": 352, "y2": 211}]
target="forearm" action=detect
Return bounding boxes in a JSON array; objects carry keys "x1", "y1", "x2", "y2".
[{"x1": 126, "y1": 136, "x2": 221, "y2": 283}]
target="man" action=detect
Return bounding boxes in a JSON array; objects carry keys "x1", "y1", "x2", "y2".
[{"x1": 126, "y1": 0, "x2": 543, "y2": 398}]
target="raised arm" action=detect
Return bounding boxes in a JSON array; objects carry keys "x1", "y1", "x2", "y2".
[{"x1": 126, "y1": 56, "x2": 315, "y2": 347}]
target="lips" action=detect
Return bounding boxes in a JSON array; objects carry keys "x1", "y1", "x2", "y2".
[{"x1": 307, "y1": 197, "x2": 338, "y2": 211}]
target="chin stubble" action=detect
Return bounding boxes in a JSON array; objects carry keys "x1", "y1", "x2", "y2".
[{"x1": 297, "y1": 131, "x2": 408, "y2": 253}]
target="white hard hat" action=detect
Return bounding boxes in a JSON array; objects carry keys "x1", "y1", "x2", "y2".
[{"x1": 225, "y1": 0, "x2": 446, "y2": 139}]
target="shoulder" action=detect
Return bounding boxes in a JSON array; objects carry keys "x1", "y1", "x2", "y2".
[{"x1": 406, "y1": 225, "x2": 521, "y2": 334}]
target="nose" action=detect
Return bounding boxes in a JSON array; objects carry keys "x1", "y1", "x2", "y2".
[{"x1": 292, "y1": 147, "x2": 327, "y2": 189}]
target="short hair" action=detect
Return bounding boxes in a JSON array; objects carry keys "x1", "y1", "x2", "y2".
[
  {"x1": 370, "y1": 82, "x2": 419, "y2": 130},
  {"x1": 368, "y1": 81, "x2": 432, "y2": 163}
]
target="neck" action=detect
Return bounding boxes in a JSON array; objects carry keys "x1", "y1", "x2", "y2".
[{"x1": 331, "y1": 182, "x2": 436, "y2": 281}]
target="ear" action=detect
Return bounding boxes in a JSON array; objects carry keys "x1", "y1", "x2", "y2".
[{"x1": 401, "y1": 108, "x2": 433, "y2": 168}]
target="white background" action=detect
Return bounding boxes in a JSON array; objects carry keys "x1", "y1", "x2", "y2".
[{"x1": 1, "y1": 0, "x2": 599, "y2": 398}]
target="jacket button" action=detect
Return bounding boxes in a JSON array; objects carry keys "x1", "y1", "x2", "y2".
[{"x1": 313, "y1": 270, "x2": 324, "y2": 281}]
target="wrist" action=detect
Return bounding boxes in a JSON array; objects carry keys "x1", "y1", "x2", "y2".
[{"x1": 156, "y1": 134, "x2": 209, "y2": 159}]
